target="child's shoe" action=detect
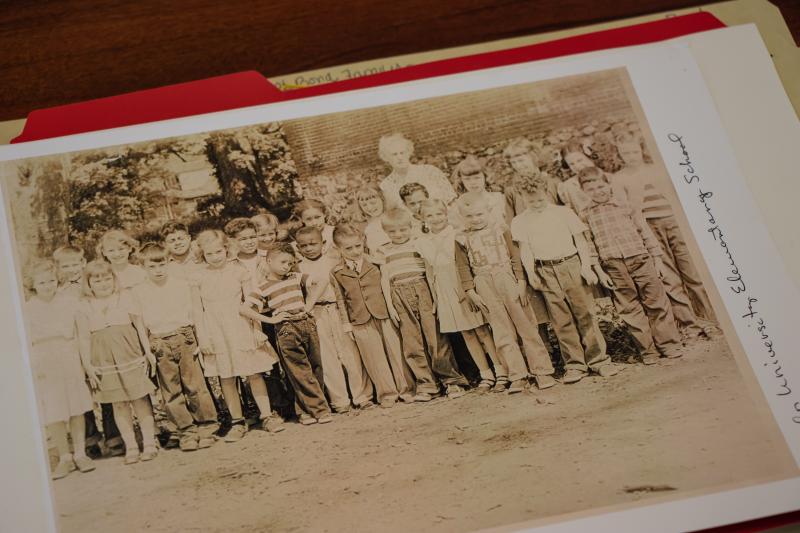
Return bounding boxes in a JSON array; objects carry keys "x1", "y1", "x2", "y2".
[
  {"x1": 507, "y1": 379, "x2": 527, "y2": 394},
  {"x1": 51, "y1": 458, "x2": 76, "y2": 480},
  {"x1": 123, "y1": 452, "x2": 140, "y2": 465},
  {"x1": 299, "y1": 414, "x2": 318, "y2": 426},
  {"x1": 317, "y1": 414, "x2": 333, "y2": 424},
  {"x1": 642, "y1": 353, "x2": 660, "y2": 365},
  {"x1": 224, "y1": 423, "x2": 248, "y2": 442},
  {"x1": 562, "y1": 369, "x2": 584, "y2": 384},
  {"x1": 595, "y1": 364, "x2": 619, "y2": 378},
  {"x1": 446, "y1": 384, "x2": 467, "y2": 399},
  {"x1": 380, "y1": 399, "x2": 397, "y2": 409},
  {"x1": 357, "y1": 401, "x2": 376, "y2": 411},
  {"x1": 141, "y1": 445, "x2": 158, "y2": 462},
  {"x1": 399, "y1": 393, "x2": 415, "y2": 403},
  {"x1": 197, "y1": 437, "x2": 215, "y2": 449},
  {"x1": 492, "y1": 379, "x2": 509, "y2": 393},
  {"x1": 476, "y1": 379, "x2": 494, "y2": 393},
  {"x1": 179, "y1": 434, "x2": 199, "y2": 452},
  {"x1": 73, "y1": 455, "x2": 95, "y2": 473},
  {"x1": 262, "y1": 415, "x2": 286, "y2": 433},
  {"x1": 534, "y1": 375, "x2": 557, "y2": 390},
  {"x1": 412, "y1": 392, "x2": 434, "y2": 402}
]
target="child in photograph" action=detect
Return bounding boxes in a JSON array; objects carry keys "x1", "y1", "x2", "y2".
[
  {"x1": 251, "y1": 212, "x2": 280, "y2": 258},
  {"x1": 224, "y1": 218, "x2": 264, "y2": 287},
  {"x1": 502, "y1": 138, "x2": 560, "y2": 210},
  {"x1": 355, "y1": 185, "x2": 391, "y2": 257},
  {"x1": 53, "y1": 246, "x2": 103, "y2": 457},
  {"x1": 556, "y1": 142, "x2": 596, "y2": 215},
  {"x1": 75, "y1": 260, "x2": 158, "y2": 464},
  {"x1": 96, "y1": 229, "x2": 146, "y2": 289},
  {"x1": 417, "y1": 199, "x2": 500, "y2": 391},
  {"x1": 454, "y1": 192, "x2": 557, "y2": 392},
  {"x1": 53, "y1": 246, "x2": 86, "y2": 299},
  {"x1": 613, "y1": 136, "x2": 720, "y2": 338},
  {"x1": 377, "y1": 133, "x2": 457, "y2": 209},
  {"x1": 294, "y1": 199, "x2": 337, "y2": 257},
  {"x1": 131, "y1": 243, "x2": 221, "y2": 451},
  {"x1": 242, "y1": 242, "x2": 333, "y2": 425},
  {"x1": 397, "y1": 182, "x2": 428, "y2": 235},
  {"x1": 193, "y1": 230, "x2": 283, "y2": 441},
  {"x1": 160, "y1": 221, "x2": 200, "y2": 281},
  {"x1": 294, "y1": 226, "x2": 375, "y2": 412},
  {"x1": 578, "y1": 167, "x2": 683, "y2": 363},
  {"x1": 451, "y1": 155, "x2": 509, "y2": 227},
  {"x1": 330, "y1": 224, "x2": 412, "y2": 404},
  {"x1": 379, "y1": 208, "x2": 468, "y2": 401},
  {"x1": 24, "y1": 260, "x2": 95, "y2": 479},
  {"x1": 511, "y1": 177, "x2": 618, "y2": 383}
]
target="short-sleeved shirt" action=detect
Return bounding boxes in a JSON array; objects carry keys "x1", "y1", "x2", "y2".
[
  {"x1": 247, "y1": 272, "x2": 309, "y2": 316},
  {"x1": 132, "y1": 277, "x2": 193, "y2": 336},
  {"x1": 80, "y1": 291, "x2": 136, "y2": 332},
  {"x1": 379, "y1": 240, "x2": 427, "y2": 284},
  {"x1": 298, "y1": 255, "x2": 339, "y2": 304},
  {"x1": 380, "y1": 164, "x2": 457, "y2": 209},
  {"x1": 511, "y1": 204, "x2": 587, "y2": 261}
]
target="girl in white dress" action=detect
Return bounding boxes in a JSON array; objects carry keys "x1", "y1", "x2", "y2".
[
  {"x1": 96, "y1": 229, "x2": 146, "y2": 289},
  {"x1": 193, "y1": 230, "x2": 279, "y2": 442},
  {"x1": 416, "y1": 199, "x2": 500, "y2": 391},
  {"x1": 24, "y1": 260, "x2": 95, "y2": 479},
  {"x1": 76, "y1": 260, "x2": 157, "y2": 465}
]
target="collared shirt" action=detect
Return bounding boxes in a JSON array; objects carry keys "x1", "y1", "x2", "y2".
[
  {"x1": 132, "y1": 277, "x2": 193, "y2": 336},
  {"x1": 510, "y1": 204, "x2": 586, "y2": 261},
  {"x1": 346, "y1": 257, "x2": 364, "y2": 274},
  {"x1": 380, "y1": 164, "x2": 457, "y2": 209},
  {"x1": 379, "y1": 240, "x2": 427, "y2": 284},
  {"x1": 582, "y1": 196, "x2": 661, "y2": 260},
  {"x1": 247, "y1": 272, "x2": 309, "y2": 316}
]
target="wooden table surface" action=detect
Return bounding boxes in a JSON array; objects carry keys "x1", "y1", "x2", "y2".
[{"x1": 0, "y1": 0, "x2": 797, "y2": 122}]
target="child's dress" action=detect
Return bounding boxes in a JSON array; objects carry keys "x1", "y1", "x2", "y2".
[
  {"x1": 25, "y1": 292, "x2": 94, "y2": 424},
  {"x1": 114, "y1": 263, "x2": 146, "y2": 289},
  {"x1": 416, "y1": 225, "x2": 486, "y2": 334},
  {"x1": 79, "y1": 291, "x2": 155, "y2": 404},
  {"x1": 196, "y1": 263, "x2": 278, "y2": 378}
]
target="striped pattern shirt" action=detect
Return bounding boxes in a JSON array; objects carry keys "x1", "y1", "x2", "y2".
[
  {"x1": 247, "y1": 272, "x2": 309, "y2": 316},
  {"x1": 613, "y1": 166, "x2": 673, "y2": 220},
  {"x1": 379, "y1": 240, "x2": 426, "y2": 284}
]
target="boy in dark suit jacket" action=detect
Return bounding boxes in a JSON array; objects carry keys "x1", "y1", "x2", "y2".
[{"x1": 330, "y1": 224, "x2": 413, "y2": 404}]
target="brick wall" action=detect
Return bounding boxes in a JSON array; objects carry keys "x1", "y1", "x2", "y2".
[{"x1": 284, "y1": 69, "x2": 634, "y2": 176}]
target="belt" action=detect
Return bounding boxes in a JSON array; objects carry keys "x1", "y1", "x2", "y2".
[
  {"x1": 282, "y1": 312, "x2": 311, "y2": 321},
  {"x1": 150, "y1": 325, "x2": 193, "y2": 339},
  {"x1": 535, "y1": 253, "x2": 578, "y2": 267},
  {"x1": 314, "y1": 301, "x2": 337, "y2": 307},
  {"x1": 391, "y1": 275, "x2": 425, "y2": 286}
]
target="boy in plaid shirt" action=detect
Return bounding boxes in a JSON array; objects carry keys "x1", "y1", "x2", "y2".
[{"x1": 578, "y1": 167, "x2": 682, "y2": 364}]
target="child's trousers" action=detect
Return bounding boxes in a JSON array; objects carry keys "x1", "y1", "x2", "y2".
[
  {"x1": 312, "y1": 303, "x2": 372, "y2": 410},
  {"x1": 275, "y1": 317, "x2": 331, "y2": 418},
  {"x1": 150, "y1": 326, "x2": 218, "y2": 433},
  {"x1": 351, "y1": 317, "x2": 401, "y2": 404},
  {"x1": 391, "y1": 278, "x2": 468, "y2": 394},
  {"x1": 536, "y1": 255, "x2": 609, "y2": 373},
  {"x1": 474, "y1": 269, "x2": 553, "y2": 379},
  {"x1": 602, "y1": 254, "x2": 682, "y2": 357}
]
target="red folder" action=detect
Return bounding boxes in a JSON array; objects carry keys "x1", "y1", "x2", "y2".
[
  {"x1": 9, "y1": 9, "x2": 798, "y2": 533},
  {"x1": 13, "y1": 12, "x2": 724, "y2": 144}
]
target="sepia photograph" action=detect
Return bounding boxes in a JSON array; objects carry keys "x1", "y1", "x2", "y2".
[{"x1": 2, "y1": 67, "x2": 797, "y2": 532}]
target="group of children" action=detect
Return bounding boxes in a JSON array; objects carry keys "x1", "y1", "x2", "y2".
[{"x1": 24, "y1": 126, "x2": 719, "y2": 482}]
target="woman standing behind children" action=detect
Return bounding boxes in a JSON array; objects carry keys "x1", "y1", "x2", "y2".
[
  {"x1": 25, "y1": 260, "x2": 95, "y2": 479},
  {"x1": 96, "y1": 230, "x2": 146, "y2": 289},
  {"x1": 416, "y1": 199, "x2": 500, "y2": 391},
  {"x1": 192, "y1": 230, "x2": 282, "y2": 441},
  {"x1": 75, "y1": 260, "x2": 158, "y2": 465}
]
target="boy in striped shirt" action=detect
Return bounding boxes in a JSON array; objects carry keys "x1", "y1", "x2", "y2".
[
  {"x1": 241, "y1": 242, "x2": 332, "y2": 425},
  {"x1": 379, "y1": 208, "x2": 468, "y2": 401}
]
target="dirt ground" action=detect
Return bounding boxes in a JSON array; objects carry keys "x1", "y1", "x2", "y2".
[{"x1": 51, "y1": 338, "x2": 795, "y2": 533}]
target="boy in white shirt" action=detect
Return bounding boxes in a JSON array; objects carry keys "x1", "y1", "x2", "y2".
[
  {"x1": 132, "y1": 243, "x2": 221, "y2": 451},
  {"x1": 511, "y1": 177, "x2": 617, "y2": 383}
]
